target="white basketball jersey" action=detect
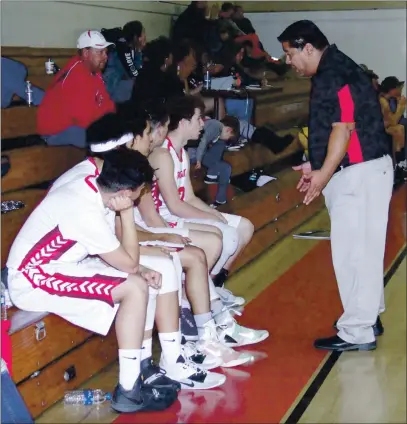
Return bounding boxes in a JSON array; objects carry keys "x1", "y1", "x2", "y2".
[{"x1": 151, "y1": 138, "x2": 188, "y2": 224}]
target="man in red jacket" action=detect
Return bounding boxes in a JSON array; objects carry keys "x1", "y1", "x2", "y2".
[{"x1": 38, "y1": 30, "x2": 116, "y2": 147}]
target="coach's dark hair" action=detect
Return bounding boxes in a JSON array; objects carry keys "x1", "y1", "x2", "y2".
[
  {"x1": 277, "y1": 20, "x2": 329, "y2": 50},
  {"x1": 96, "y1": 149, "x2": 154, "y2": 193},
  {"x1": 167, "y1": 95, "x2": 205, "y2": 132}
]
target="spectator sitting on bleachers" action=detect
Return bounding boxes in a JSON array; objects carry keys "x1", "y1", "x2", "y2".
[
  {"x1": 232, "y1": 5, "x2": 256, "y2": 35},
  {"x1": 131, "y1": 37, "x2": 182, "y2": 105},
  {"x1": 37, "y1": 30, "x2": 115, "y2": 148},
  {"x1": 1, "y1": 57, "x2": 44, "y2": 108},
  {"x1": 379, "y1": 76, "x2": 407, "y2": 178},
  {"x1": 189, "y1": 116, "x2": 240, "y2": 208},
  {"x1": 103, "y1": 21, "x2": 146, "y2": 103}
]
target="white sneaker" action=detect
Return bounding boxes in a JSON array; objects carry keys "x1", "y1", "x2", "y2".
[
  {"x1": 197, "y1": 320, "x2": 253, "y2": 368},
  {"x1": 160, "y1": 355, "x2": 226, "y2": 390},
  {"x1": 182, "y1": 340, "x2": 223, "y2": 370},
  {"x1": 215, "y1": 308, "x2": 269, "y2": 347},
  {"x1": 216, "y1": 286, "x2": 245, "y2": 308}
]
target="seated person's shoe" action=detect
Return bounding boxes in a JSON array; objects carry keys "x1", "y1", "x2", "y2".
[
  {"x1": 333, "y1": 316, "x2": 384, "y2": 337},
  {"x1": 160, "y1": 355, "x2": 226, "y2": 390},
  {"x1": 215, "y1": 285, "x2": 245, "y2": 308},
  {"x1": 314, "y1": 335, "x2": 376, "y2": 352},
  {"x1": 111, "y1": 374, "x2": 178, "y2": 414},
  {"x1": 213, "y1": 268, "x2": 229, "y2": 287},
  {"x1": 181, "y1": 307, "x2": 199, "y2": 341},
  {"x1": 204, "y1": 175, "x2": 218, "y2": 184},
  {"x1": 140, "y1": 357, "x2": 181, "y2": 392}
]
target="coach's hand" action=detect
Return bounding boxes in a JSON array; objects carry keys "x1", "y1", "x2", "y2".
[
  {"x1": 139, "y1": 266, "x2": 162, "y2": 290},
  {"x1": 293, "y1": 161, "x2": 312, "y2": 193},
  {"x1": 302, "y1": 170, "x2": 330, "y2": 205}
]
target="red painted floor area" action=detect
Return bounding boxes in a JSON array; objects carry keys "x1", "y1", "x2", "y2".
[{"x1": 114, "y1": 185, "x2": 406, "y2": 424}]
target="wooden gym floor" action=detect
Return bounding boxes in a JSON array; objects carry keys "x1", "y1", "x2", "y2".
[{"x1": 37, "y1": 184, "x2": 406, "y2": 424}]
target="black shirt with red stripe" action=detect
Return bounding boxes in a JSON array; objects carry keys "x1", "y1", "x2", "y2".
[{"x1": 308, "y1": 44, "x2": 390, "y2": 172}]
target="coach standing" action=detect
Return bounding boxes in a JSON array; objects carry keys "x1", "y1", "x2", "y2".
[{"x1": 278, "y1": 20, "x2": 393, "y2": 351}]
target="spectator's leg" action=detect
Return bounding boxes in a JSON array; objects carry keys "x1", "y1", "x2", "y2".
[
  {"x1": 225, "y1": 98, "x2": 254, "y2": 122},
  {"x1": 202, "y1": 141, "x2": 227, "y2": 176},
  {"x1": 214, "y1": 161, "x2": 232, "y2": 204},
  {"x1": 44, "y1": 126, "x2": 87, "y2": 148}
]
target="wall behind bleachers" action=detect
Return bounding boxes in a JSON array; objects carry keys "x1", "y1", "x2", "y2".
[
  {"x1": 247, "y1": 8, "x2": 406, "y2": 92},
  {"x1": 1, "y1": 1, "x2": 185, "y2": 47}
]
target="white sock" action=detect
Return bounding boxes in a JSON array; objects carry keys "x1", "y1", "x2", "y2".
[
  {"x1": 141, "y1": 338, "x2": 152, "y2": 361},
  {"x1": 159, "y1": 331, "x2": 182, "y2": 365},
  {"x1": 118, "y1": 349, "x2": 141, "y2": 391},
  {"x1": 194, "y1": 312, "x2": 212, "y2": 339},
  {"x1": 181, "y1": 297, "x2": 191, "y2": 309}
]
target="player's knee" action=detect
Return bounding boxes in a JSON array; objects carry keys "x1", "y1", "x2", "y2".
[
  {"x1": 208, "y1": 231, "x2": 222, "y2": 259},
  {"x1": 238, "y1": 217, "x2": 254, "y2": 244},
  {"x1": 126, "y1": 273, "x2": 149, "y2": 299},
  {"x1": 182, "y1": 245, "x2": 207, "y2": 268},
  {"x1": 154, "y1": 257, "x2": 179, "y2": 294},
  {"x1": 219, "y1": 224, "x2": 239, "y2": 256}
]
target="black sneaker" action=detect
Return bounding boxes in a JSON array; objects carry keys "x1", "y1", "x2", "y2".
[
  {"x1": 111, "y1": 375, "x2": 178, "y2": 414},
  {"x1": 141, "y1": 357, "x2": 181, "y2": 392},
  {"x1": 181, "y1": 307, "x2": 199, "y2": 341},
  {"x1": 213, "y1": 268, "x2": 229, "y2": 288},
  {"x1": 204, "y1": 175, "x2": 218, "y2": 184}
]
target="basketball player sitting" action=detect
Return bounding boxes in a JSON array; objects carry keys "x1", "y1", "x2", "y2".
[
  {"x1": 146, "y1": 95, "x2": 255, "y2": 291},
  {"x1": 6, "y1": 149, "x2": 183, "y2": 412},
  {"x1": 86, "y1": 111, "x2": 269, "y2": 351},
  {"x1": 47, "y1": 117, "x2": 250, "y2": 390}
]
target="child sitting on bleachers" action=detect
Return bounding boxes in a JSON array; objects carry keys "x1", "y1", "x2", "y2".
[{"x1": 189, "y1": 116, "x2": 240, "y2": 207}]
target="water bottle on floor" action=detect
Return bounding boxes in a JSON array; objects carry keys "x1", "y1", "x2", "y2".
[
  {"x1": 64, "y1": 389, "x2": 112, "y2": 405},
  {"x1": 25, "y1": 81, "x2": 33, "y2": 107},
  {"x1": 249, "y1": 169, "x2": 257, "y2": 181}
]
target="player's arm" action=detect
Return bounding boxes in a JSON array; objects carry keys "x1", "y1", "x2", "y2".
[
  {"x1": 320, "y1": 122, "x2": 353, "y2": 178},
  {"x1": 149, "y1": 149, "x2": 216, "y2": 220},
  {"x1": 137, "y1": 191, "x2": 169, "y2": 228}
]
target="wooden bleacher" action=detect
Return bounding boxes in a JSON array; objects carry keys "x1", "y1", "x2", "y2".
[{"x1": 1, "y1": 46, "x2": 321, "y2": 418}]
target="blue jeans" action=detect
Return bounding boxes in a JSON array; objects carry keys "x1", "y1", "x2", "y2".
[
  {"x1": 44, "y1": 126, "x2": 86, "y2": 148},
  {"x1": 109, "y1": 79, "x2": 134, "y2": 103},
  {"x1": 202, "y1": 140, "x2": 231, "y2": 203},
  {"x1": 225, "y1": 99, "x2": 255, "y2": 140},
  {"x1": 1, "y1": 368, "x2": 33, "y2": 423}
]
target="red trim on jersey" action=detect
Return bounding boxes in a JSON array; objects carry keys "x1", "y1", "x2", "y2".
[
  {"x1": 166, "y1": 137, "x2": 183, "y2": 162},
  {"x1": 338, "y1": 85, "x2": 363, "y2": 164},
  {"x1": 151, "y1": 179, "x2": 162, "y2": 212},
  {"x1": 18, "y1": 226, "x2": 76, "y2": 271},
  {"x1": 84, "y1": 157, "x2": 100, "y2": 193},
  {"x1": 21, "y1": 266, "x2": 124, "y2": 306}
]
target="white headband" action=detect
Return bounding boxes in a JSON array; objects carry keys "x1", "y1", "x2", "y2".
[{"x1": 90, "y1": 133, "x2": 134, "y2": 153}]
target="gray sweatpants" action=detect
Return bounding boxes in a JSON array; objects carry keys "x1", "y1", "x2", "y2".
[{"x1": 324, "y1": 155, "x2": 394, "y2": 344}]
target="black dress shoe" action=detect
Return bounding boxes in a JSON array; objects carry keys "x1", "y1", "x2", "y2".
[
  {"x1": 333, "y1": 316, "x2": 384, "y2": 337},
  {"x1": 314, "y1": 335, "x2": 376, "y2": 351}
]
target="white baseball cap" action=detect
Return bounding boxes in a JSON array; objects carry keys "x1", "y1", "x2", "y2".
[{"x1": 77, "y1": 30, "x2": 114, "y2": 49}]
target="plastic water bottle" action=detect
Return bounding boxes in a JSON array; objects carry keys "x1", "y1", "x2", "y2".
[
  {"x1": 45, "y1": 58, "x2": 54, "y2": 75},
  {"x1": 25, "y1": 81, "x2": 33, "y2": 106},
  {"x1": 204, "y1": 70, "x2": 211, "y2": 90},
  {"x1": 64, "y1": 389, "x2": 112, "y2": 405},
  {"x1": 1, "y1": 282, "x2": 7, "y2": 321}
]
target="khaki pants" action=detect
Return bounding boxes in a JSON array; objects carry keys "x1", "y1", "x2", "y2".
[{"x1": 323, "y1": 155, "x2": 394, "y2": 344}]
